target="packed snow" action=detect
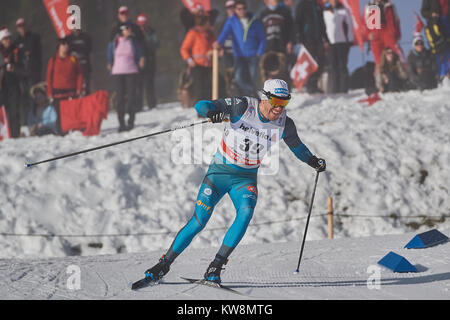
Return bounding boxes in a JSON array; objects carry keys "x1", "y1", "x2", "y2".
[
  {"x1": 0, "y1": 230, "x2": 449, "y2": 299},
  {"x1": 0, "y1": 83, "x2": 449, "y2": 259}
]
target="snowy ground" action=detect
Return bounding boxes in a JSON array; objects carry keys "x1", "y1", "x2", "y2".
[
  {"x1": 0, "y1": 230, "x2": 449, "y2": 300},
  {"x1": 0, "y1": 82, "x2": 449, "y2": 259}
]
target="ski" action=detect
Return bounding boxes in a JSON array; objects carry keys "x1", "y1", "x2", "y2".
[
  {"x1": 131, "y1": 276, "x2": 159, "y2": 290},
  {"x1": 180, "y1": 277, "x2": 247, "y2": 297}
]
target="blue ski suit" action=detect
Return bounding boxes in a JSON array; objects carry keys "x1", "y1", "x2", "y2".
[{"x1": 166, "y1": 96, "x2": 315, "y2": 260}]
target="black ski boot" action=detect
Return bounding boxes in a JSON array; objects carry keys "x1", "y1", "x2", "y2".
[
  {"x1": 144, "y1": 255, "x2": 171, "y2": 282},
  {"x1": 203, "y1": 255, "x2": 228, "y2": 284}
]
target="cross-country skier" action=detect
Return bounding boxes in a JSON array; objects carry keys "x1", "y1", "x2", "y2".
[{"x1": 144, "y1": 79, "x2": 326, "y2": 284}]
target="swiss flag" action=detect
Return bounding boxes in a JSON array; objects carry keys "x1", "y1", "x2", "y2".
[
  {"x1": 290, "y1": 46, "x2": 318, "y2": 92},
  {"x1": 182, "y1": 0, "x2": 211, "y2": 13},
  {"x1": 0, "y1": 106, "x2": 11, "y2": 141}
]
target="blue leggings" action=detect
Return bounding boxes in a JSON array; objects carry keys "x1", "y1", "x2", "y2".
[{"x1": 169, "y1": 165, "x2": 258, "y2": 258}]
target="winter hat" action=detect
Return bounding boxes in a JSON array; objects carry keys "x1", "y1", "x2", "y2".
[
  {"x1": 16, "y1": 18, "x2": 26, "y2": 27},
  {"x1": 137, "y1": 14, "x2": 148, "y2": 26},
  {"x1": 192, "y1": 3, "x2": 205, "y2": 14},
  {"x1": 0, "y1": 28, "x2": 11, "y2": 41},
  {"x1": 412, "y1": 34, "x2": 424, "y2": 46},
  {"x1": 261, "y1": 79, "x2": 290, "y2": 99},
  {"x1": 118, "y1": 6, "x2": 129, "y2": 14},
  {"x1": 225, "y1": 0, "x2": 236, "y2": 8}
]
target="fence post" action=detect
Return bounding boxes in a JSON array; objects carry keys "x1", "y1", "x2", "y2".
[
  {"x1": 212, "y1": 47, "x2": 219, "y2": 100},
  {"x1": 327, "y1": 197, "x2": 333, "y2": 239}
]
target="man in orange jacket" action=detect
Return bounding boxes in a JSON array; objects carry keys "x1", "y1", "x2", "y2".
[{"x1": 180, "y1": 7, "x2": 216, "y2": 106}]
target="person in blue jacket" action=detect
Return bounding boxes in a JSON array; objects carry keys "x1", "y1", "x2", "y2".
[
  {"x1": 142, "y1": 79, "x2": 326, "y2": 285},
  {"x1": 214, "y1": 0, "x2": 266, "y2": 97}
]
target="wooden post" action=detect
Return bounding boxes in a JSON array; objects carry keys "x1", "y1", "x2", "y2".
[
  {"x1": 212, "y1": 47, "x2": 219, "y2": 100},
  {"x1": 327, "y1": 197, "x2": 334, "y2": 239}
]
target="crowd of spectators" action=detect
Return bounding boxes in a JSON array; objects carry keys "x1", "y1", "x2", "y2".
[{"x1": 0, "y1": 0, "x2": 449, "y2": 139}]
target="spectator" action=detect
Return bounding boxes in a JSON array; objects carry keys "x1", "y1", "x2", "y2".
[
  {"x1": 67, "y1": 28, "x2": 93, "y2": 95},
  {"x1": 111, "y1": 6, "x2": 144, "y2": 44},
  {"x1": 364, "y1": 0, "x2": 405, "y2": 66},
  {"x1": 323, "y1": 0, "x2": 354, "y2": 93},
  {"x1": 421, "y1": 0, "x2": 450, "y2": 33},
  {"x1": 13, "y1": 18, "x2": 42, "y2": 127},
  {"x1": 421, "y1": 0, "x2": 450, "y2": 79},
  {"x1": 136, "y1": 13, "x2": 159, "y2": 111},
  {"x1": 407, "y1": 35, "x2": 438, "y2": 90},
  {"x1": 260, "y1": 0, "x2": 295, "y2": 55},
  {"x1": 223, "y1": 1, "x2": 236, "y2": 96},
  {"x1": 107, "y1": 23, "x2": 145, "y2": 132},
  {"x1": 46, "y1": 38, "x2": 83, "y2": 133},
  {"x1": 180, "y1": 8, "x2": 216, "y2": 105},
  {"x1": 375, "y1": 47, "x2": 408, "y2": 93},
  {"x1": 13, "y1": 19, "x2": 42, "y2": 84},
  {"x1": 215, "y1": 0, "x2": 266, "y2": 96},
  {"x1": 295, "y1": 0, "x2": 329, "y2": 93},
  {"x1": 0, "y1": 28, "x2": 22, "y2": 138},
  {"x1": 27, "y1": 82, "x2": 58, "y2": 136}
]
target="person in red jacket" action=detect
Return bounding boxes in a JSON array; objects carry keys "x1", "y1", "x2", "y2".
[
  {"x1": 46, "y1": 38, "x2": 83, "y2": 100},
  {"x1": 46, "y1": 38, "x2": 83, "y2": 133},
  {"x1": 365, "y1": 0, "x2": 405, "y2": 67}
]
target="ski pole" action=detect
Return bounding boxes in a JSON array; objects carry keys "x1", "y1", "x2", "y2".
[
  {"x1": 25, "y1": 119, "x2": 210, "y2": 168},
  {"x1": 294, "y1": 168, "x2": 321, "y2": 273}
]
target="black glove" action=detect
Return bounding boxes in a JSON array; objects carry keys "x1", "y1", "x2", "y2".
[
  {"x1": 206, "y1": 110, "x2": 226, "y2": 123},
  {"x1": 307, "y1": 156, "x2": 326, "y2": 172}
]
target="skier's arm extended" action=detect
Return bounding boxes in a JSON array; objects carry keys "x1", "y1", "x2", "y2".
[
  {"x1": 283, "y1": 117, "x2": 326, "y2": 171},
  {"x1": 195, "y1": 98, "x2": 248, "y2": 123}
]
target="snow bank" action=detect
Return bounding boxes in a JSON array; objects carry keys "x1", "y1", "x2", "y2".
[{"x1": 0, "y1": 84, "x2": 449, "y2": 259}]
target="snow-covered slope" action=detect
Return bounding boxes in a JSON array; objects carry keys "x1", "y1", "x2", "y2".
[
  {"x1": 0, "y1": 83, "x2": 449, "y2": 259},
  {"x1": 0, "y1": 230, "x2": 449, "y2": 299}
]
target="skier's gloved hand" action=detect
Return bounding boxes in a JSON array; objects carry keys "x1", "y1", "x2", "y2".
[
  {"x1": 207, "y1": 110, "x2": 226, "y2": 123},
  {"x1": 308, "y1": 156, "x2": 326, "y2": 172}
]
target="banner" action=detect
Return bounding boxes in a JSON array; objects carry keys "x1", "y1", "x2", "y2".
[
  {"x1": 341, "y1": 0, "x2": 365, "y2": 51},
  {"x1": 0, "y1": 106, "x2": 11, "y2": 141},
  {"x1": 182, "y1": 0, "x2": 211, "y2": 13},
  {"x1": 60, "y1": 91, "x2": 108, "y2": 136},
  {"x1": 290, "y1": 46, "x2": 318, "y2": 92},
  {"x1": 43, "y1": 0, "x2": 72, "y2": 38}
]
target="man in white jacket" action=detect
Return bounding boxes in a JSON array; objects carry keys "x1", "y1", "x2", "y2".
[{"x1": 323, "y1": 0, "x2": 354, "y2": 93}]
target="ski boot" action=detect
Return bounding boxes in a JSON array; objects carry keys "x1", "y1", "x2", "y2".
[
  {"x1": 144, "y1": 255, "x2": 171, "y2": 282},
  {"x1": 203, "y1": 255, "x2": 228, "y2": 284}
]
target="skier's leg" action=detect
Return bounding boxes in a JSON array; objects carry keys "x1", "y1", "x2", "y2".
[
  {"x1": 145, "y1": 174, "x2": 227, "y2": 281},
  {"x1": 204, "y1": 180, "x2": 257, "y2": 283},
  {"x1": 221, "y1": 182, "x2": 258, "y2": 256},
  {"x1": 165, "y1": 174, "x2": 227, "y2": 262}
]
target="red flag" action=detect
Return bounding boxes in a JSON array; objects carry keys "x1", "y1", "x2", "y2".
[
  {"x1": 43, "y1": 0, "x2": 72, "y2": 38},
  {"x1": 358, "y1": 92, "x2": 381, "y2": 106},
  {"x1": 290, "y1": 46, "x2": 319, "y2": 92},
  {"x1": 413, "y1": 11, "x2": 424, "y2": 36},
  {"x1": 0, "y1": 106, "x2": 11, "y2": 141},
  {"x1": 182, "y1": 0, "x2": 211, "y2": 13},
  {"x1": 341, "y1": 0, "x2": 365, "y2": 51}
]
